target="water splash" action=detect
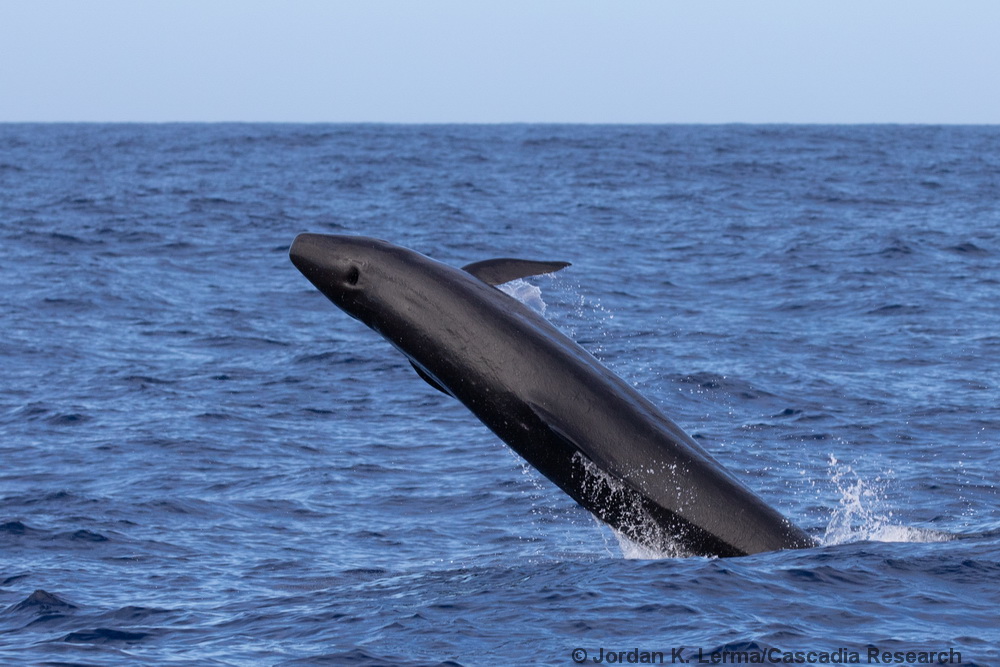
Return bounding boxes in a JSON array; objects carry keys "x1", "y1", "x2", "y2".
[
  {"x1": 611, "y1": 530, "x2": 692, "y2": 560},
  {"x1": 499, "y1": 279, "x2": 547, "y2": 315},
  {"x1": 823, "y1": 454, "x2": 951, "y2": 545},
  {"x1": 572, "y1": 452, "x2": 694, "y2": 560}
]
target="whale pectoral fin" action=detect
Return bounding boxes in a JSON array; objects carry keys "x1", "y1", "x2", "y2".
[
  {"x1": 409, "y1": 361, "x2": 455, "y2": 398},
  {"x1": 462, "y1": 258, "x2": 570, "y2": 286}
]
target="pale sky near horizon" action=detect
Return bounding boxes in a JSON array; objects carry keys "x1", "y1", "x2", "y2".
[{"x1": 2, "y1": 1, "x2": 999, "y2": 124}]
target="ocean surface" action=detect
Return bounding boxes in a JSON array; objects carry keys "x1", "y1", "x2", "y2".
[{"x1": 1, "y1": 124, "x2": 998, "y2": 666}]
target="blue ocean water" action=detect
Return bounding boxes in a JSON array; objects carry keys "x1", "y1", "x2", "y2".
[{"x1": 1, "y1": 124, "x2": 998, "y2": 666}]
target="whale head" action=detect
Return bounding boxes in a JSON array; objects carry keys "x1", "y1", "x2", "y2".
[{"x1": 290, "y1": 234, "x2": 405, "y2": 327}]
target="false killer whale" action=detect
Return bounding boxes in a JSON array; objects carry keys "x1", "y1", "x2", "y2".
[{"x1": 289, "y1": 234, "x2": 816, "y2": 557}]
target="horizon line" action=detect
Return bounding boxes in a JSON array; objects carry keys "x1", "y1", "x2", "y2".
[{"x1": 3, "y1": 120, "x2": 999, "y2": 127}]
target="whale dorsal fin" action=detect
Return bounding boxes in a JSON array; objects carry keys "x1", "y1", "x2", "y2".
[
  {"x1": 462, "y1": 258, "x2": 570, "y2": 286},
  {"x1": 409, "y1": 360, "x2": 455, "y2": 398}
]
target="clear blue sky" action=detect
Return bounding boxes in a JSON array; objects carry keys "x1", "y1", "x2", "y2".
[{"x1": 2, "y1": 0, "x2": 999, "y2": 123}]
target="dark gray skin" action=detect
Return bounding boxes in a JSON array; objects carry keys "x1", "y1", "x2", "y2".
[{"x1": 290, "y1": 233, "x2": 816, "y2": 557}]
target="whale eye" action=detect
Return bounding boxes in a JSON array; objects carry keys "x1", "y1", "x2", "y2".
[{"x1": 346, "y1": 266, "x2": 360, "y2": 286}]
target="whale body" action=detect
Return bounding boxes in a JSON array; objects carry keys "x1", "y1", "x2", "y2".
[{"x1": 289, "y1": 234, "x2": 815, "y2": 557}]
